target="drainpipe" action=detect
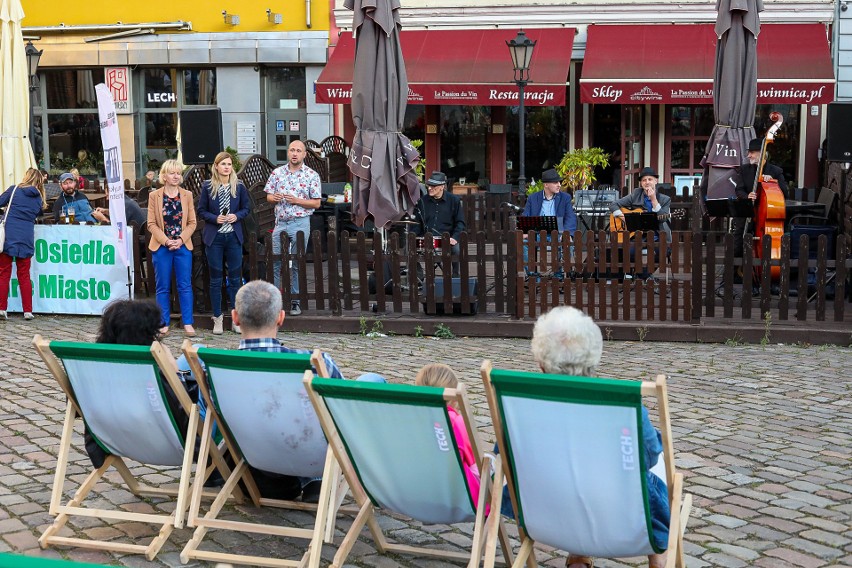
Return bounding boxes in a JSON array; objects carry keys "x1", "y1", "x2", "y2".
[
  {"x1": 23, "y1": 21, "x2": 192, "y2": 33},
  {"x1": 306, "y1": 0, "x2": 312, "y2": 28}
]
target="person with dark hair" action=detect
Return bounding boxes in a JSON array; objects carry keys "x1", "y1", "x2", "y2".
[{"x1": 96, "y1": 299, "x2": 162, "y2": 345}]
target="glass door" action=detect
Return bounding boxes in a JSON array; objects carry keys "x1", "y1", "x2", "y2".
[{"x1": 621, "y1": 105, "x2": 644, "y2": 192}]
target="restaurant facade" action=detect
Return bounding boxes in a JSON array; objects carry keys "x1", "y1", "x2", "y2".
[{"x1": 319, "y1": 0, "x2": 837, "y2": 192}]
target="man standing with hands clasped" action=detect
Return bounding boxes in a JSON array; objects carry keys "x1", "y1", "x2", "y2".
[{"x1": 264, "y1": 140, "x2": 321, "y2": 316}]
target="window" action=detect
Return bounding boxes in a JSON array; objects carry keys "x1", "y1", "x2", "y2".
[
  {"x1": 754, "y1": 104, "x2": 798, "y2": 186},
  {"x1": 267, "y1": 67, "x2": 306, "y2": 109},
  {"x1": 667, "y1": 105, "x2": 713, "y2": 179},
  {"x1": 441, "y1": 105, "x2": 491, "y2": 185},
  {"x1": 506, "y1": 105, "x2": 566, "y2": 185}
]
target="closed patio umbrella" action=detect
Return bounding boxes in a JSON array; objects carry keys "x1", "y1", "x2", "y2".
[
  {"x1": 701, "y1": 0, "x2": 763, "y2": 199},
  {"x1": 0, "y1": 0, "x2": 36, "y2": 190},
  {"x1": 347, "y1": 0, "x2": 420, "y2": 229}
]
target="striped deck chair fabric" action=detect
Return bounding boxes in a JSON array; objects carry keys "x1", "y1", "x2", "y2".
[
  {"x1": 181, "y1": 343, "x2": 341, "y2": 568},
  {"x1": 482, "y1": 363, "x2": 691, "y2": 568},
  {"x1": 305, "y1": 377, "x2": 512, "y2": 568},
  {"x1": 33, "y1": 335, "x2": 206, "y2": 560}
]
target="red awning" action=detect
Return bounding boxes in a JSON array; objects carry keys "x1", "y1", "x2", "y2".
[
  {"x1": 580, "y1": 24, "x2": 835, "y2": 105},
  {"x1": 316, "y1": 28, "x2": 575, "y2": 106}
]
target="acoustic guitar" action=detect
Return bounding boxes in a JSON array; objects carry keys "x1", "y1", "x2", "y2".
[{"x1": 608, "y1": 207, "x2": 646, "y2": 243}]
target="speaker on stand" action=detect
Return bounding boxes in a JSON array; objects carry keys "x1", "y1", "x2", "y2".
[{"x1": 179, "y1": 108, "x2": 224, "y2": 165}]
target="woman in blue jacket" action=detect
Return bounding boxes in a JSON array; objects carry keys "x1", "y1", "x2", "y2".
[
  {"x1": 0, "y1": 168, "x2": 47, "y2": 320},
  {"x1": 197, "y1": 152, "x2": 250, "y2": 334}
]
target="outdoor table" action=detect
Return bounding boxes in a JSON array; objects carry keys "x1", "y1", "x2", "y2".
[{"x1": 785, "y1": 200, "x2": 826, "y2": 230}]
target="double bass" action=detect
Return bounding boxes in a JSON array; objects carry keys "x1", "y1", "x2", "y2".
[{"x1": 752, "y1": 112, "x2": 786, "y2": 280}]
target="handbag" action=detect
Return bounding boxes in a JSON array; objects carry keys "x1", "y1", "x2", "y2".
[{"x1": 0, "y1": 185, "x2": 18, "y2": 252}]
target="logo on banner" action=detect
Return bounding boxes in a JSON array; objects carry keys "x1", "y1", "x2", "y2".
[
  {"x1": 629, "y1": 86, "x2": 663, "y2": 101},
  {"x1": 408, "y1": 87, "x2": 424, "y2": 102},
  {"x1": 105, "y1": 67, "x2": 131, "y2": 113},
  {"x1": 591, "y1": 85, "x2": 623, "y2": 102}
]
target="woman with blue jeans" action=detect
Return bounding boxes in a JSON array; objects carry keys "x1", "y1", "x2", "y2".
[
  {"x1": 147, "y1": 159, "x2": 197, "y2": 337},
  {"x1": 197, "y1": 152, "x2": 250, "y2": 334}
]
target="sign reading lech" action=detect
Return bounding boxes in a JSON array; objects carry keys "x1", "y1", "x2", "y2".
[{"x1": 5, "y1": 226, "x2": 134, "y2": 315}]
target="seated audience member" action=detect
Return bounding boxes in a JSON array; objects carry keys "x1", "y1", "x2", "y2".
[
  {"x1": 503, "y1": 306, "x2": 670, "y2": 568},
  {"x1": 95, "y1": 198, "x2": 147, "y2": 228},
  {"x1": 86, "y1": 299, "x2": 189, "y2": 467},
  {"x1": 414, "y1": 363, "x2": 481, "y2": 503},
  {"x1": 230, "y1": 280, "x2": 385, "y2": 502},
  {"x1": 52, "y1": 172, "x2": 108, "y2": 224}
]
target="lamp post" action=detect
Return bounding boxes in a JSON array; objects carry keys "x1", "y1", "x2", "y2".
[
  {"x1": 25, "y1": 41, "x2": 43, "y2": 158},
  {"x1": 506, "y1": 29, "x2": 536, "y2": 192}
]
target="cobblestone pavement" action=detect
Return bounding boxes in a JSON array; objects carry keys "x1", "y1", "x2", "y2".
[{"x1": 0, "y1": 314, "x2": 849, "y2": 567}]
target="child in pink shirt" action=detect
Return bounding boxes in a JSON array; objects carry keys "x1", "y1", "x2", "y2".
[{"x1": 415, "y1": 364, "x2": 482, "y2": 505}]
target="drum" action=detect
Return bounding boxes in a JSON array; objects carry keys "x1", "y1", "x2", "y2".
[{"x1": 415, "y1": 236, "x2": 442, "y2": 254}]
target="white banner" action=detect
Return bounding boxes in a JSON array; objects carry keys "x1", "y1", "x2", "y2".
[
  {"x1": 95, "y1": 83, "x2": 130, "y2": 268},
  {"x1": 6, "y1": 225, "x2": 134, "y2": 315}
]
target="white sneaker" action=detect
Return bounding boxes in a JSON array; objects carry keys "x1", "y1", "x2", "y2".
[
  {"x1": 0, "y1": 310, "x2": 6, "y2": 320},
  {"x1": 290, "y1": 303, "x2": 301, "y2": 316},
  {"x1": 231, "y1": 321, "x2": 241, "y2": 334},
  {"x1": 23, "y1": 312, "x2": 34, "y2": 320},
  {"x1": 212, "y1": 314, "x2": 224, "y2": 335}
]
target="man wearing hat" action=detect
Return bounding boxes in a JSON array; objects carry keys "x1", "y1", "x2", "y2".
[
  {"x1": 51, "y1": 172, "x2": 108, "y2": 224},
  {"x1": 608, "y1": 166, "x2": 672, "y2": 242},
  {"x1": 522, "y1": 168, "x2": 577, "y2": 234},
  {"x1": 729, "y1": 138, "x2": 788, "y2": 260},
  {"x1": 412, "y1": 171, "x2": 465, "y2": 276}
]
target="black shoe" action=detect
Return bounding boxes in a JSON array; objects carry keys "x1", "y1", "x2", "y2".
[
  {"x1": 301, "y1": 479, "x2": 322, "y2": 504},
  {"x1": 204, "y1": 469, "x2": 225, "y2": 488}
]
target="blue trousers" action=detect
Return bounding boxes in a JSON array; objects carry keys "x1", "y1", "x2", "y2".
[
  {"x1": 272, "y1": 216, "x2": 311, "y2": 305},
  {"x1": 153, "y1": 245, "x2": 194, "y2": 326},
  {"x1": 206, "y1": 232, "x2": 243, "y2": 317}
]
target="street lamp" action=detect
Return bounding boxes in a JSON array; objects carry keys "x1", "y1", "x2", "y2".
[
  {"x1": 25, "y1": 41, "x2": 43, "y2": 158},
  {"x1": 506, "y1": 29, "x2": 536, "y2": 192}
]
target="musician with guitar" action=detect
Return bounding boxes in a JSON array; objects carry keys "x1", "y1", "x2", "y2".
[
  {"x1": 608, "y1": 167, "x2": 672, "y2": 243},
  {"x1": 731, "y1": 138, "x2": 787, "y2": 259}
]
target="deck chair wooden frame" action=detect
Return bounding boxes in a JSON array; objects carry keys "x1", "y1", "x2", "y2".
[
  {"x1": 33, "y1": 334, "x2": 234, "y2": 560},
  {"x1": 481, "y1": 362, "x2": 692, "y2": 568},
  {"x1": 304, "y1": 376, "x2": 514, "y2": 568},
  {"x1": 180, "y1": 341, "x2": 348, "y2": 568}
]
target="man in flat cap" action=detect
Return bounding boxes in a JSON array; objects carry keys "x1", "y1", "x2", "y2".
[{"x1": 412, "y1": 171, "x2": 465, "y2": 276}]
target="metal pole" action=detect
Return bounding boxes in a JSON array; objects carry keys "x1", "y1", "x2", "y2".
[
  {"x1": 842, "y1": 163, "x2": 850, "y2": 236},
  {"x1": 28, "y1": 84, "x2": 36, "y2": 157},
  {"x1": 517, "y1": 80, "x2": 526, "y2": 193}
]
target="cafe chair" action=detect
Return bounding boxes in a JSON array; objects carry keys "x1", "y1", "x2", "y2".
[
  {"x1": 303, "y1": 376, "x2": 513, "y2": 568},
  {"x1": 481, "y1": 362, "x2": 692, "y2": 568},
  {"x1": 180, "y1": 343, "x2": 346, "y2": 568},
  {"x1": 32, "y1": 336, "x2": 233, "y2": 560}
]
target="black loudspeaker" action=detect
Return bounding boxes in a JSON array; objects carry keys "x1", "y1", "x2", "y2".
[
  {"x1": 826, "y1": 102, "x2": 852, "y2": 162},
  {"x1": 179, "y1": 108, "x2": 223, "y2": 164},
  {"x1": 423, "y1": 277, "x2": 479, "y2": 315}
]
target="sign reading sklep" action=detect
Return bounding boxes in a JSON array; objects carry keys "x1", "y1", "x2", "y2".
[{"x1": 5, "y1": 226, "x2": 134, "y2": 315}]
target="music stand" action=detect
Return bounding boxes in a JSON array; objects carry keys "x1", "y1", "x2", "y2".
[
  {"x1": 704, "y1": 198, "x2": 754, "y2": 218},
  {"x1": 517, "y1": 215, "x2": 559, "y2": 233},
  {"x1": 623, "y1": 212, "x2": 659, "y2": 232}
]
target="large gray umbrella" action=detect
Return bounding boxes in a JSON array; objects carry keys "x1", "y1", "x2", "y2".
[
  {"x1": 347, "y1": 0, "x2": 420, "y2": 228},
  {"x1": 702, "y1": 0, "x2": 763, "y2": 199}
]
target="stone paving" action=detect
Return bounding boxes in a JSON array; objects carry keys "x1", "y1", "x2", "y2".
[{"x1": 0, "y1": 313, "x2": 849, "y2": 567}]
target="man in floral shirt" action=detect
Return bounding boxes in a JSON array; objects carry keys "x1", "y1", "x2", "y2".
[{"x1": 264, "y1": 140, "x2": 321, "y2": 315}]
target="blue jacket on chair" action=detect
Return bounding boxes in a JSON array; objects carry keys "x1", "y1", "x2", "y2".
[{"x1": 522, "y1": 191, "x2": 577, "y2": 234}]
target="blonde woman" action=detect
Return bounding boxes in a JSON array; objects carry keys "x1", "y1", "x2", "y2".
[
  {"x1": 197, "y1": 151, "x2": 250, "y2": 334},
  {"x1": 147, "y1": 160, "x2": 197, "y2": 336},
  {"x1": 0, "y1": 168, "x2": 46, "y2": 320}
]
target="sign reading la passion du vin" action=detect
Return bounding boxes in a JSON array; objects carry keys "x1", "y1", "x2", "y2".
[{"x1": 6, "y1": 225, "x2": 133, "y2": 315}]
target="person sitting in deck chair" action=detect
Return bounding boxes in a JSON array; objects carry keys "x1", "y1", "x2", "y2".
[{"x1": 502, "y1": 305, "x2": 670, "y2": 568}]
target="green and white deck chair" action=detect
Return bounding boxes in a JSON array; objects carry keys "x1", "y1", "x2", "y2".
[
  {"x1": 32, "y1": 334, "x2": 230, "y2": 561},
  {"x1": 304, "y1": 376, "x2": 514, "y2": 568},
  {"x1": 481, "y1": 362, "x2": 692, "y2": 568},
  {"x1": 0, "y1": 553, "x2": 114, "y2": 567},
  {"x1": 180, "y1": 341, "x2": 345, "y2": 568}
]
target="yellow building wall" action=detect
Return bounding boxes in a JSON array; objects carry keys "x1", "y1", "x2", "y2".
[{"x1": 22, "y1": 0, "x2": 329, "y2": 32}]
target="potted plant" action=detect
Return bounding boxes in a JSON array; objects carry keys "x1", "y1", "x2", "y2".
[{"x1": 555, "y1": 147, "x2": 610, "y2": 193}]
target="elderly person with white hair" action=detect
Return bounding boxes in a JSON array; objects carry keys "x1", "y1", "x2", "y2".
[{"x1": 507, "y1": 306, "x2": 671, "y2": 568}]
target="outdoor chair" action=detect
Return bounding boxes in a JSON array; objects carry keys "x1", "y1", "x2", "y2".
[
  {"x1": 0, "y1": 553, "x2": 108, "y2": 567},
  {"x1": 304, "y1": 376, "x2": 513, "y2": 568},
  {"x1": 180, "y1": 342, "x2": 346, "y2": 568},
  {"x1": 481, "y1": 362, "x2": 692, "y2": 568},
  {"x1": 32, "y1": 335, "x2": 232, "y2": 560}
]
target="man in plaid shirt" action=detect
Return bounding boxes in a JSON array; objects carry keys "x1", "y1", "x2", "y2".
[{"x1": 264, "y1": 140, "x2": 322, "y2": 316}]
